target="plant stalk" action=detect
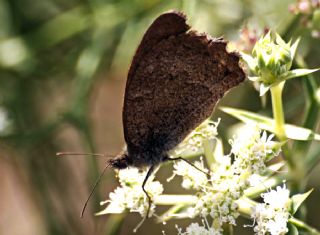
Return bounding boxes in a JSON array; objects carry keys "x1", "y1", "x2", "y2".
[{"x1": 270, "y1": 81, "x2": 286, "y2": 141}]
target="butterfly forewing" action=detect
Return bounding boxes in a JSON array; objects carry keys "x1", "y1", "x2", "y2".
[{"x1": 122, "y1": 11, "x2": 245, "y2": 166}]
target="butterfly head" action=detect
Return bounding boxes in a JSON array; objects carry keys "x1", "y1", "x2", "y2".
[{"x1": 108, "y1": 151, "x2": 133, "y2": 169}]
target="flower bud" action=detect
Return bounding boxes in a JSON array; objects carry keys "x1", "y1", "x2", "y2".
[{"x1": 251, "y1": 32, "x2": 293, "y2": 84}]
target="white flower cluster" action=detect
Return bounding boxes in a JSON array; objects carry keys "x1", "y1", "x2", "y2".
[
  {"x1": 99, "y1": 168, "x2": 163, "y2": 217},
  {"x1": 100, "y1": 121, "x2": 286, "y2": 234},
  {"x1": 177, "y1": 222, "x2": 222, "y2": 235},
  {"x1": 230, "y1": 125, "x2": 281, "y2": 175},
  {"x1": 170, "y1": 159, "x2": 208, "y2": 190},
  {"x1": 183, "y1": 156, "x2": 246, "y2": 227},
  {"x1": 171, "y1": 124, "x2": 281, "y2": 229},
  {"x1": 252, "y1": 184, "x2": 290, "y2": 235},
  {"x1": 173, "y1": 119, "x2": 219, "y2": 155}
]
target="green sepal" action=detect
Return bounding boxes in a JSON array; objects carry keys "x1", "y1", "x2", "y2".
[
  {"x1": 241, "y1": 52, "x2": 257, "y2": 71},
  {"x1": 260, "y1": 83, "x2": 271, "y2": 96},
  {"x1": 280, "y1": 68, "x2": 320, "y2": 80}
]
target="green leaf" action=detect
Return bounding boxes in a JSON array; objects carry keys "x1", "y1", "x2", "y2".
[
  {"x1": 284, "y1": 125, "x2": 320, "y2": 141},
  {"x1": 155, "y1": 195, "x2": 196, "y2": 222},
  {"x1": 282, "y1": 68, "x2": 319, "y2": 80},
  {"x1": 288, "y1": 223, "x2": 299, "y2": 235},
  {"x1": 291, "y1": 189, "x2": 313, "y2": 214},
  {"x1": 268, "y1": 162, "x2": 285, "y2": 172},
  {"x1": 220, "y1": 107, "x2": 320, "y2": 141},
  {"x1": 316, "y1": 88, "x2": 320, "y2": 105}
]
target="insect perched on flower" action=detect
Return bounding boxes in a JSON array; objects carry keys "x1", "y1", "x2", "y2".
[{"x1": 58, "y1": 10, "x2": 245, "y2": 221}]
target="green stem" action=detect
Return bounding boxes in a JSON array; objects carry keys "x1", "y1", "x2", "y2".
[
  {"x1": 270, "y1": 81, "x2": 286, "y2": 141},
  {"x1": 270, "y1": 81, "x2": 294, "y2": 169},
  {"x1": 203, "y1": 139, "x2": 215, "y2": 167},
  {"x1": 289, "y1": 217, "x2": 320, "y2": 235},
  {"x1": 222, "y1": 223, "x2": 234, "y2": 235},
  {"x1": 103, "y1": 214, "x2": 125, "y2": 235},
  {"x1": 270, "y1": 81, "x2": 306, "y2": 211}
]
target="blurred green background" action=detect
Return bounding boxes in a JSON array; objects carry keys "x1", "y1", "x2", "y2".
[{"x1": 0, "y1": 0, "x2": 319, "y2": 234}]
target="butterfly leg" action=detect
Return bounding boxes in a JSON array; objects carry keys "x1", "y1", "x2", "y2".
[
  {"x1": 142, "y1": 164, "x2": 155, "y2": 219},
  {"x1": 166, "y1": 156, "x2": 210, "y2": 177}
]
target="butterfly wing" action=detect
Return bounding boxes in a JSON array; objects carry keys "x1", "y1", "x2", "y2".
[
  {"x1": 123, "y1": 11, "x2": 189, "y2": 147},
  {"x1": 123, "y1": 11, "x2": 245, "y2": 158}
]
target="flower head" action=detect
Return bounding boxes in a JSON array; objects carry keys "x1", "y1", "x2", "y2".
[
  {"x1": 179, "y1": 154, "x2": 246, "y2": 225},
  {"x1": 98, "y1": 168, "x2": 163, "y2": 217},
  {"x1": 242, "y1": 29, "x2": 319, "y2": 95},
  {"x1": 252, "y1": 184, "x2": 290, "y2": 235},
  {"x1": 242, "y1": 29, "x2": 319, "y2": 96},
  {"x1": 230, "y1": 125, "x2": 281, "y2": 175},
  {"x1": 171, "y1": 124, "x2": 282, "y2": 229},
  {"x1": 172, "y1": 119, "x2": 219, "y2": 156},
  {"x1": 177, "y1": 222, "x2": 222, "y2": 235},
  {"x1": 171, "y1": 159, "x2": 208, "y2": 190},
  {"x1": 245, "y1": 32, "x2": 295, "y2": 84},
  {"x1": 262, "y1": 184, "x2": 291, "y2": 210}
]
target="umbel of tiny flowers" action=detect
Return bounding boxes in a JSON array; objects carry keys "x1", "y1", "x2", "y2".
[
  {"x1": 172, "y1": 119, "x2": 219, "y2": 156},
  {"x1": 170, "y1": 124, "x2": 282, "y2": 230},
  {"x1": 250, "y1": 183, "x2": 314, "y2": 235},
  {"x1": 97, "y1": 168, "x2": 163, "y2": 218},
  {"x1": 97, "y1": 120, "x2": 317, "y2": 234},
  {"x1": 241, "y1": 31, "x2": 318, "y2": 96},
  {"x1": 176, "y1": 220, "x2": 222, "y2": 235},
  {"x1": 251, "y1": 184, "x2": 291, "y2": 235}
]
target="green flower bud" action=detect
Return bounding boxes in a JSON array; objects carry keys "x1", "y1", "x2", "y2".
[
  {"x1": 242, "y1": 32, "x2": 318, "y2": 96},
  {"x1": 251, "y1": 32, "x2": 293, "y2": 84}
]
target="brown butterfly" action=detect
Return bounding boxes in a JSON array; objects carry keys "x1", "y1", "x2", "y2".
[{"x1": 58, "y1": 10, "x2": 245, "y2": 218}]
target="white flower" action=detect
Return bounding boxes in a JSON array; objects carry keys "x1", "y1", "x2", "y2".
[
  {"x1": 230, "y1": 125, "x2": 281, "y2": 175},
  {"x1": 262, "y1": 184, "x2": 290, "y2": 210},
  {"x1": 173, "y1": 119, "x2": 219, "y2": 155},
  {"x1": 248, "y1": 174, "x2": 264, "y2": 187},
  {"x1": 170, "y1": 124, "x2": 282, "y2": 229},
  {"x1": 188, "y1": 156, "x2": 243, "y2": 225},
  {"x1": 105, "y1": 187, "x2": 126, "y2": 213},
  {"x1": 266, "y1": 213, "x2": 289, "y2": 235},
  {"x1": 98, "y1": 168, "x2": 163, "y2": 217},
  {"x1": 177, "y1": 222, "x2": 222, "y2": 235},
  {"x1": 252, "y1": 184, "x2": 290, "y2": 235},
  {"x1": 171, "y1": 159, "x2": 208, "y2": 190}
]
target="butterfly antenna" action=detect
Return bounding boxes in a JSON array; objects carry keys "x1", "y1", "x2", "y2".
[
  {"x1": 80, "y1": 162, "x2": 111, "y2": 218},
  {"x1": 56, "y1": 152, "x2": 110, "y2": 158}
]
